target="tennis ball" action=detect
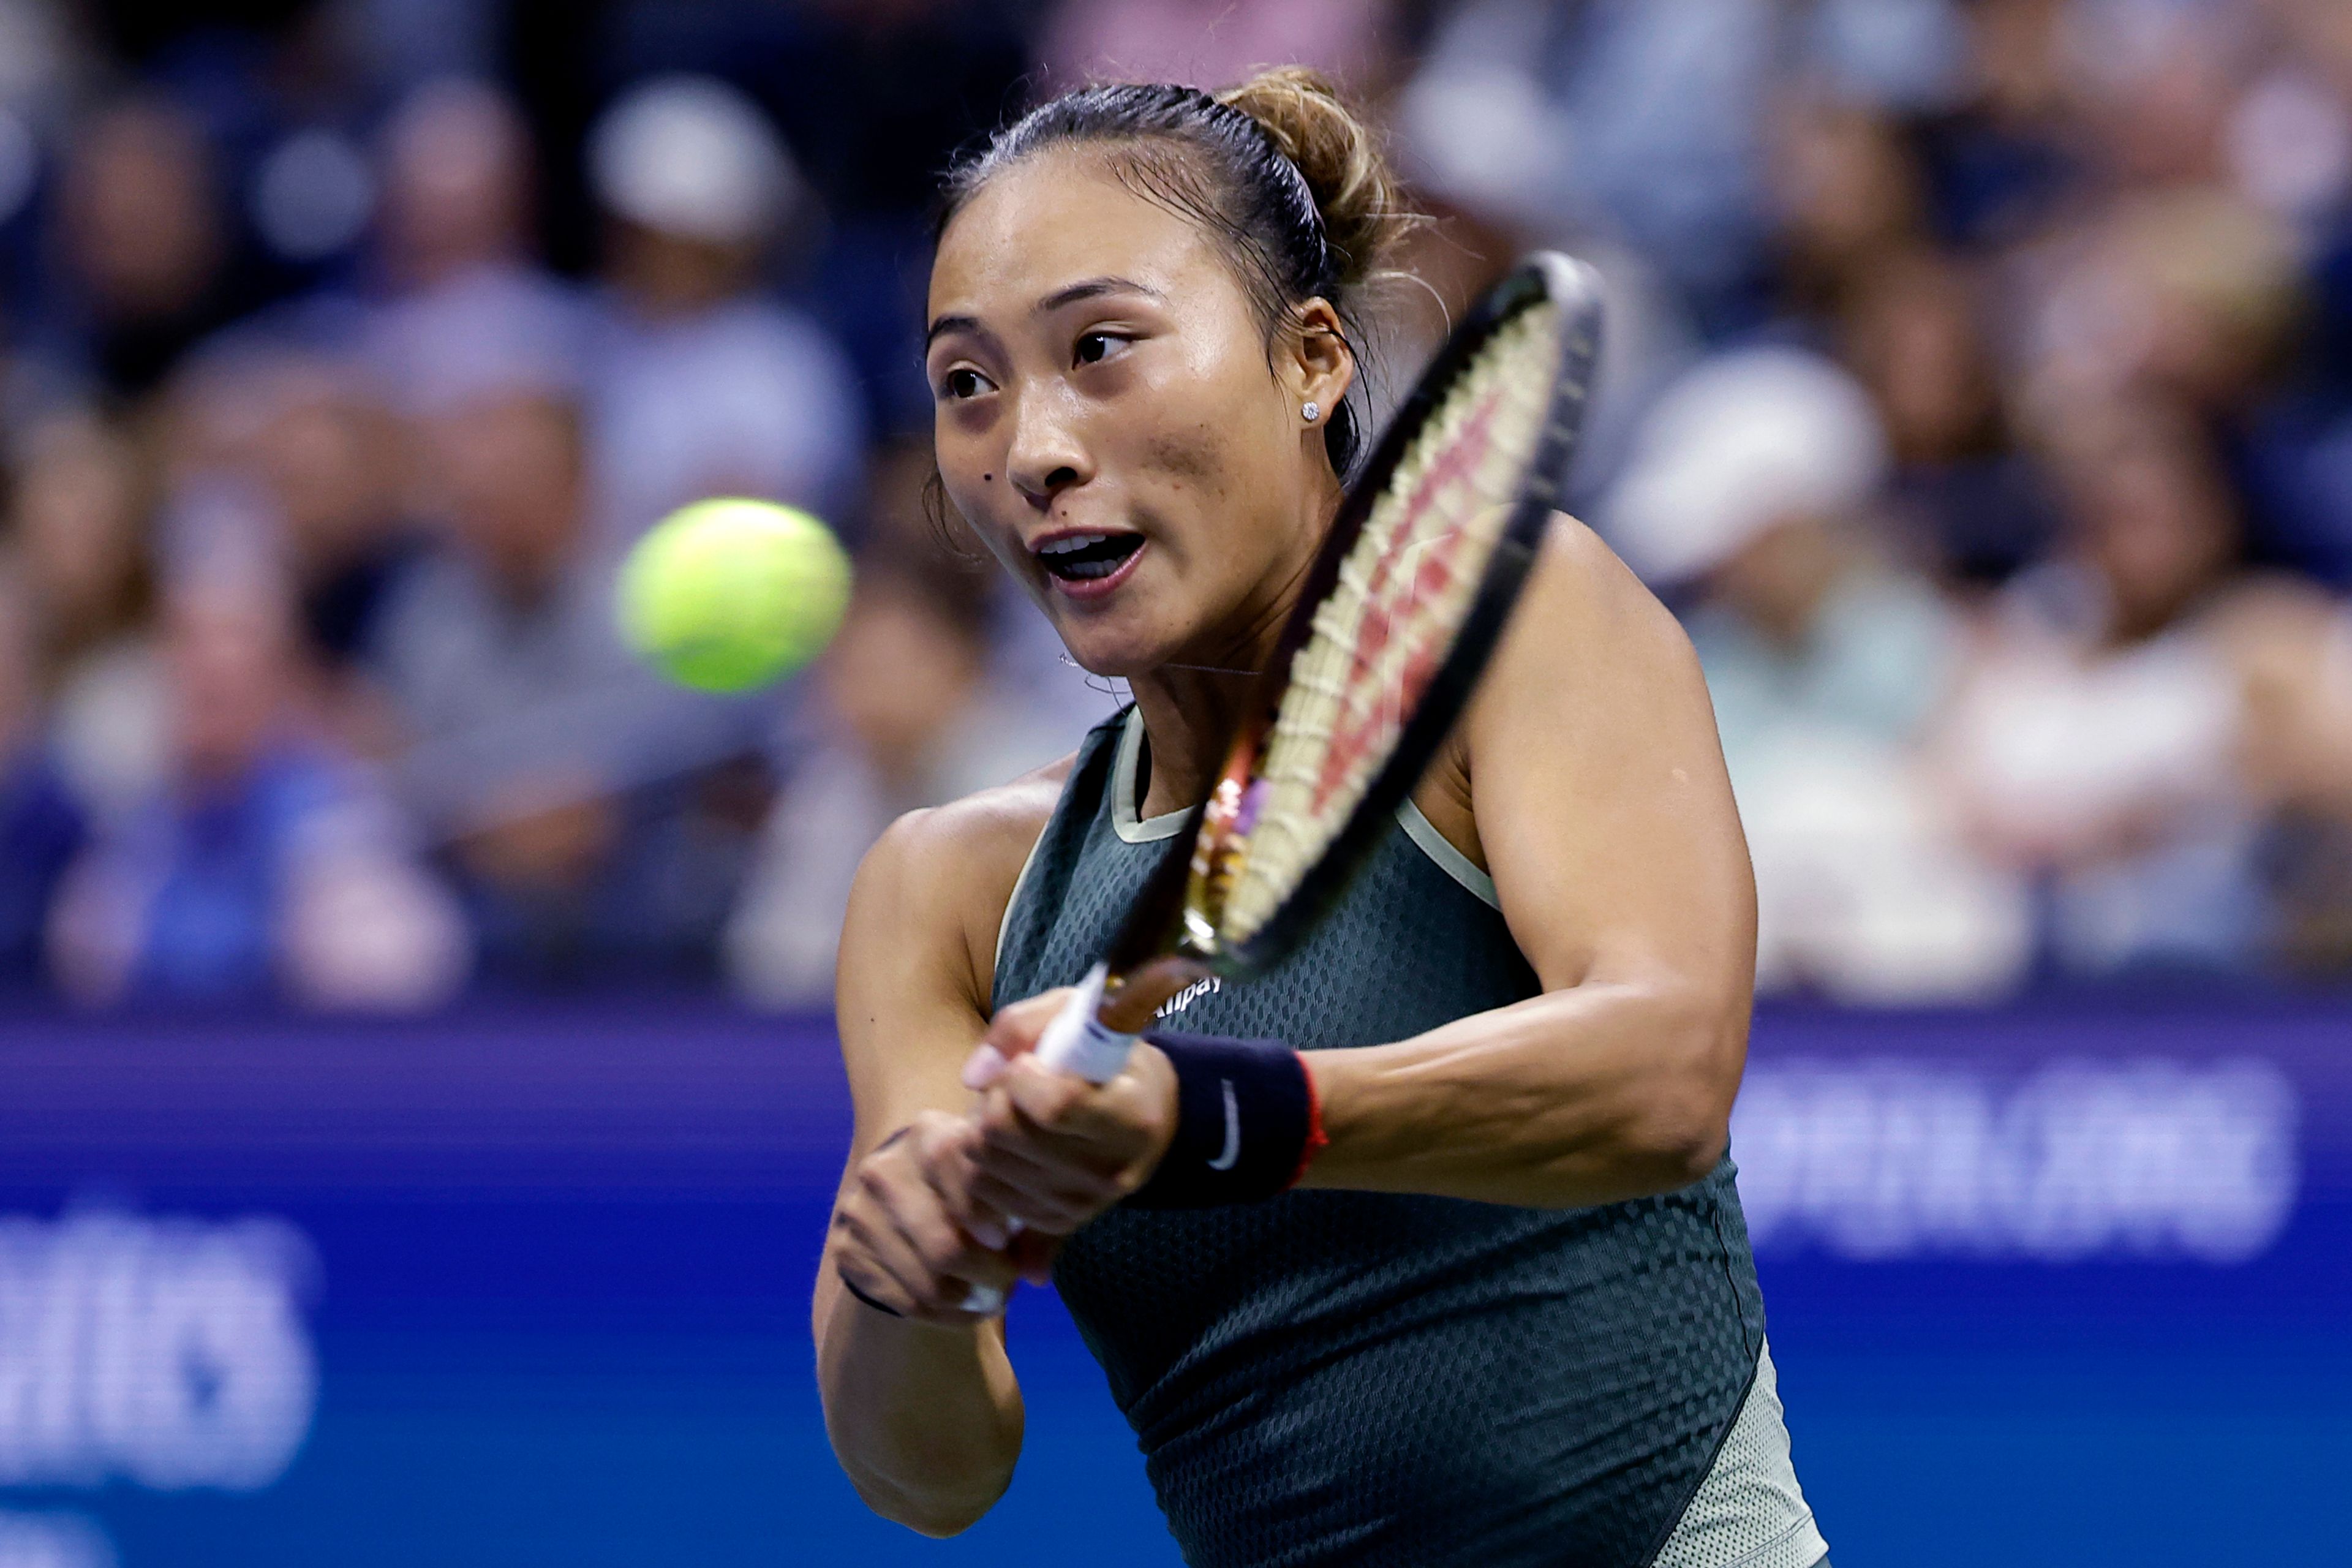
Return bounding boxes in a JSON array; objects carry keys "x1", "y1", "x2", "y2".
[{"x1": 616, "y1": 499, "x2": 853, "y2": 692}]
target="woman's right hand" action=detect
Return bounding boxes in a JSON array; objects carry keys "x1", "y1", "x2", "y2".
[{"x1": 829, "y1": 1111, "x2": 1050, "y2": 1327}]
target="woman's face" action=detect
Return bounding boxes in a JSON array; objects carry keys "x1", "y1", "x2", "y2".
[{"x1": 926, "y1": 150, "x2": 1347, "y2": 677}]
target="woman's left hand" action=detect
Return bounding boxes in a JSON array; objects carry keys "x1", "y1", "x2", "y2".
[{"x1": 957, "y1": 989, "x2": 1180, "y2": 1256}]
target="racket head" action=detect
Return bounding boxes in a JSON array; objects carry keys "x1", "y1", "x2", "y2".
[{"x1": 1186, "y1": 252, "x2": 1605, "y2": 978}]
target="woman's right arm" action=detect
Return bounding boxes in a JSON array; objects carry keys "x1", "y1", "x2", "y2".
[{"x1": 816, "y1": 790, "x2": 1054, "y2": 1536}]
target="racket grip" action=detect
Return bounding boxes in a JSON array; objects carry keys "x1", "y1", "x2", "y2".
[
  {"x1": 968, "y1": 967, "x2": 1141, "y2": 1287},
  {"x1": 1031, "y1": 963, "x2": 1140, "y2": 1084}
]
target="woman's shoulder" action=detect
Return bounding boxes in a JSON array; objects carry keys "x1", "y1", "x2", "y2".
[
  {"x1": 910, "y1": 755, "x2": 1075, "y2": 858},
  {"x1": 844, "y1": 755, "x2": 1079, "y2": 998},
  {"x1": 1479, "y1": 513, "x2": 1698, "y2": 704},
  {"x1": 1531, "y1": 511, "x2": 1678, "y2": 619}
]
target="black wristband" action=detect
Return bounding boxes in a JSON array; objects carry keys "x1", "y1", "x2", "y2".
[{"x1": 1124, "y1": 1032, "x2": 1322, "y2": 1208}]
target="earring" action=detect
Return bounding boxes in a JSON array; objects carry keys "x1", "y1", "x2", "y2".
[{"x1": 1302, "y1": 401, "x2": 1321, "y2": 423}]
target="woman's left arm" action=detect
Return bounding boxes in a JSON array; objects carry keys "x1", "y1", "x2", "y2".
[{"x1": 1297, "y1": 518, "x2": 1757, "y2": 1208}]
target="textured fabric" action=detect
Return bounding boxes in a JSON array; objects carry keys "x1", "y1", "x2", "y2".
[
  {"x1": 996, "y1": 709, "x2": 1781, "y2": 1568},
  {"x1": 1654, "y1": 1343, "x2": 1828, "y2": 1568}
]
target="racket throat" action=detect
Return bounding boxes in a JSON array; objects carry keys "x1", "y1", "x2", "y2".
[
  {"x1": 1029, "y1": 957, "x2": 1215, "y2": 1079},
  {"x1": 1101, "y1": 954, "x2": 1216, "y2": 1036}
]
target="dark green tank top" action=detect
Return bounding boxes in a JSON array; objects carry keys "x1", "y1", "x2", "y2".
[{"x1": 995, "y1": 709, "x2": 1768, "y2": 1568}]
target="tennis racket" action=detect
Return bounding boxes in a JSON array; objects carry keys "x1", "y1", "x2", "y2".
[{"x1": 963, "y1": 252, "x2": 1604, "y2": 1308}]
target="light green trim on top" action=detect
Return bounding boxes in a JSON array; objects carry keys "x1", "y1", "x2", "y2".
[
  {"x1": 1112, "y1": 708, "x2": 1191, "y2": 844},
  {"x1": 1117, "y1": 706, "x2": 1497, "y2": 906},
  {"x1": 1396, "y1": 797, "x2": 1499, "y2": 910}
]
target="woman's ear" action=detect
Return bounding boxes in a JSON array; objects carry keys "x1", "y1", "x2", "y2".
[{"x1": 1285, "y1": 296, "x2": 1356, "y2": 421}]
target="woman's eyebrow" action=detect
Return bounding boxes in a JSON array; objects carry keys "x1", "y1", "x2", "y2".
[
  {"x1": 925, "y1": 277, "x2": 1163, "y2": 349},
  {"x1": 1036, "y1": 276, "x2": 1164, "y2": 314},
  {"x1": 925, "y1": 312, "x2": 984, "y2": 350}
]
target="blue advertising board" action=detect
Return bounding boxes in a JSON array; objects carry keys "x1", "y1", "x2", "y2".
[{"x1": 0, "y1": 997, "x2": 2343, "y2": 1566}]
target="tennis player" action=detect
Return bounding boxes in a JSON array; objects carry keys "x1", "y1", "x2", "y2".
[{"x1": 818, "y1": 70, "x2": 1829, "y2": 1568}]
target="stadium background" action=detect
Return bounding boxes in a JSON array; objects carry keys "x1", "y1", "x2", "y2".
[{"x1": 0, "y1": 0, "x2": 2346, "y2": 1562}]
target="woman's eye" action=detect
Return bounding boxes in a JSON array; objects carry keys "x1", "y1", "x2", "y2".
[
  {"x1": 1074, "y1": 331, "x2": 1129, "y2": 367},
  {"x1": 938, "y1": 367, "x2": 992, "y2": 401}
]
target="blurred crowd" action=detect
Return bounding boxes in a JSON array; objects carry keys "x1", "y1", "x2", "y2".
[{"x1": 1, "y1": 0, "x2": 2349, "y2": 1012}]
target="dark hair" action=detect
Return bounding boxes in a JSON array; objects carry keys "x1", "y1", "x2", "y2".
[{"x1": 935, "y1": 68, "x2": 1420, "y2": 478}]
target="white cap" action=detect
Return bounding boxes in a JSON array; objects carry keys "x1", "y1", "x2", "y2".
[
  {"x1": 1604, "y1": 346, "x2": 1889, "y2": 586},
  {"x1": 586, "y1": 74, "x2": 799, "y2": 246}
]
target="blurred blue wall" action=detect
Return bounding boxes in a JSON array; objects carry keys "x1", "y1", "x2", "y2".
[{"x1": 0, "y1": 998, "x2": 2342, "y2": 1566}]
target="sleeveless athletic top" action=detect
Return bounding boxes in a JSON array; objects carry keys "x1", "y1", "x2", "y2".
[{"x1": 995, "y1": 710, "x2": 1828, "y2": 1568}]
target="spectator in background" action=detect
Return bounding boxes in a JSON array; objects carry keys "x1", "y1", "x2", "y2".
[
  {"x1": 43, "y1": 96, "x2": 243, "y2": 404},
  {"x1": 2243, "y1": 0, "x2": 2352, "y2": 244},
  {"x1": 371, "y1": 383, "x2": 619, "y2": 962},
  {"x1": 1609, "y1": 348, "x2": 1958, "y2": 763},
  {"x1": 129, "y1": 339, "x2": 421, "y2": 758},
  {"x1": 368, "y1": 378, "x2": 763, "y2": 979},
  {"x1": 4, "y1": 412, "x2": 147, "y2": 679},
  {"x1": 1933, "y1": 393, "x2": 2309, "y2": 976},
  {"x1": 0, "y1": 0, "x2": 2342, "y2": 1006},
  {"x1": 1398, "y1": 0, "x2": 1785, "y2": 330},
  {"x1": 1608, "y1": 346, "x2": 2027, "y2": 1001},
  {"x1": 2025, "y1": 185, "x2": 2301, "y2": 426},
  {"x1": 1915, "y1": 0, "x2": 2081, "y2": 247},
  {"x1": 2064, "y1": 0, "x2": 2247, "y2": 193},
  {"x1": 726, "y1": 558, "x2": 1071, "y2": 1009},
  {"x1": 584, "y1": 75, "x2": 862, "y2": 541},
  {"x1": 364, "y1": 77, "x2": 584, "y2": 423},
  {"x1": 2005, "y1": 23, "x2": 2340, "y2": 582},
  {"x1": 375, "y1": 78, "x2": 535, "y2": 296},
  {"x1": 47, "y1": 562, "x2": 466, "y2": 1009},
  {"x1": 0, "y1": 562, "x2": 84, "y2": 987},
  {"x1": 1769, "y1": 97, "x2": 1930, "y2": 320},
  {"x1": 1, "y1": 410, "x2": 162, "y2": 823},
  {"x1": 235, "y1": 354, "x2": 420, "y2": 680},
  {"x1": 2260, "y1": 5, "x2": 2352, "y2": 576},
  {"x1": 1841, "y1": 248, "x2": 2052, "y2": 582}
]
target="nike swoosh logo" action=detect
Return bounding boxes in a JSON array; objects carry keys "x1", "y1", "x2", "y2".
[{"x1": 1207, "y1": 1079, "x2": 1241, "y2": 1170}]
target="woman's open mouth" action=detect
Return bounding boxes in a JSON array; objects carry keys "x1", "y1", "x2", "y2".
[{"x1": 1033, "y1": 531, "x2": 1146, "y2": 597}]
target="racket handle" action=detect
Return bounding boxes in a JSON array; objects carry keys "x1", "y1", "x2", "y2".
[
  {"x1": 1031, "y1": 963, "x2": 1140, "y2": 1084},
  {"x1": 959, "y1": 967, "x2": 1141, "y2": 1311}
]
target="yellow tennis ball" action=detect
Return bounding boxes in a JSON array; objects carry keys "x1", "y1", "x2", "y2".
[{"x1": 617, "y1": 499, "x2": 853, "y2": 692}]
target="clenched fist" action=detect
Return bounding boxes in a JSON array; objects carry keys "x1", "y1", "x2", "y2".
[
  {"x1": 829, "y1": 1111, "x2": 1054, "y2": 1327},
  {"x1": 957, "y1": 987, "x2": 1181, "y2": 1238}
]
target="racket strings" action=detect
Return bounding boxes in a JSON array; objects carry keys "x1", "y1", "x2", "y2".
[{"x1": 1220, "y1": 301, "x2": 1565, "y2": 941}]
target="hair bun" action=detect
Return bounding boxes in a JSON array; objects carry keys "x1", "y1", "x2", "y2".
[{"x1": 1215, "y1": 67, "x2": 1418, "y2": 296}]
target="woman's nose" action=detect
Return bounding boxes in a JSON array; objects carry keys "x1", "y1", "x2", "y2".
[{"x1": 1005, "y1": 392, "x2": 1093, "y2": 508}]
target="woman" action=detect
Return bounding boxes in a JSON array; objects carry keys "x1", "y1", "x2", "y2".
[{"x1": 818, "y1": 70, "x2": 1829, "y2": 1568}]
